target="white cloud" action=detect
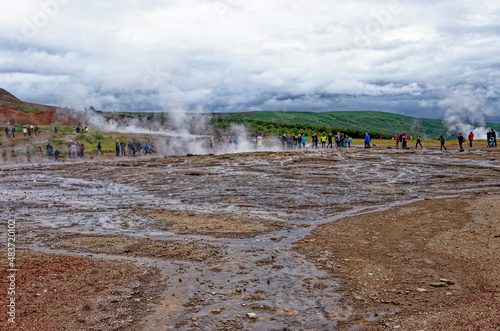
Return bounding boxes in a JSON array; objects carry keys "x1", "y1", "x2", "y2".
[{"x1": 0, "y1": 0, "x2": 499, "y2": 120}]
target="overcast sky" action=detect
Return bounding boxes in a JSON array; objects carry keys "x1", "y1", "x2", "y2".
[{"x1": 1, "y1": 0, "x2": 500, "y2": 122}]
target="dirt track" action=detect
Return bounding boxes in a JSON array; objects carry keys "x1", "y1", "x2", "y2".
[{"x1": 1, "y1": 146, "x2": 500, "y2": 329}]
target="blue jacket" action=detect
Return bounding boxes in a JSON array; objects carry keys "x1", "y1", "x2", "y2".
[{"x1": 365, "y1": 134, "x2": 371, "y2": 142}]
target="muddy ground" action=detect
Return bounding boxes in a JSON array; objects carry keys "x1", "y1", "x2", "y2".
[{"x1": 1, "y1": 146, "x2": 500, "y2": 330}]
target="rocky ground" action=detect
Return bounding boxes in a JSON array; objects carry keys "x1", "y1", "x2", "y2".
[
  {"x1": 295, "y1": 195, "x2": 500, "y2": 330},
  {"x1": 1, "y1": 143, "x2": 499, "y2": 329},
  {"x1": 0, "y1": 250, "x2": 163, "y2": 330}
]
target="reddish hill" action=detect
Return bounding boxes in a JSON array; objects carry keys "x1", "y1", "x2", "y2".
[{"x1": 0, "y1": 88, "x2": 77, "y2": 125}]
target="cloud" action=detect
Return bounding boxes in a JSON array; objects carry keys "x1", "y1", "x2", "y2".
[{"x1": 0, "y1": 0, "x2": 499, "y2": 121}]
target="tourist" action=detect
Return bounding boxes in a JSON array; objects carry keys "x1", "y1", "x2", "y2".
[
  {"x1": 26, "y1": 146, "x2": 31, "y2": 162},
  {"x1": 76, "y1": 141, "x2": 81, "y2": 157},
  {"x1": 401, "y1": 132, "x2": 408, "y2": 149},
  {"x1": 457, "y1": 133, "x2": 465, "y2": 152},
  {"x1": 120, "y1": 140, "x2": 126, "y2": 156},
  {"x1": 327, "y1": 133, "x2": 332, "y2": 148},
  {"x1": 96, "y1": 140, "x2": 104, "y2": 156},
  {"x1": 468, "y1": 132, "x2": 474, "y2": 147},
  {"x1": 364, "y1": 133, "x2": 371, "y2": 148},
  {"x1": 415, "y1": 133, "x2": 423, "y2": 149},
  {"x1": 312, "y1": 133, "x2": 318, "y2": 149},
  {"x1": 115, "y1": 140, "x2": 120, "y2": 156},
  {"x1": 46, "y1": 142, "x2": 53, "y2": 160},
  {"x1": 71, "y1": 143, "x2": 77, "y2": 158},
  {"x1": 438, "y1": 135, "x2": 447, "y2": 150}
]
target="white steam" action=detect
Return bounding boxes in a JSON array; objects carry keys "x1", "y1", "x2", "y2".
[
  {"x1": 56, "y1": 108, "x2": 282, "y2": 155},
  {"x1": 439, "y1": 86, "x2": 497, "y2": 139}
]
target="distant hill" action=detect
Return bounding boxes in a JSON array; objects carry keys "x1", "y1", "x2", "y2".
[
  {"x1": 218, "y1": 111, "x2": 500, "y2": 139},
  {"x1": 0, "y1": 88, "x2": 76, "y2": 125}
]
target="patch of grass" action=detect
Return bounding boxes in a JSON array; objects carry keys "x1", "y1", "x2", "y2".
[
  {"x1": 47, "y1": 135, "x2": 66, "y2": 147},
  {"x1": 18, "y1": 107, "x2": 40, "y2": 113},
  {"x1": 76, "y1": 131, "x2": 104, "y2": 144}
]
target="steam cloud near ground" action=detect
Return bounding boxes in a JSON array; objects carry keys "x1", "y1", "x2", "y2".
[
  {"x1": 440, "y1": 86, "x2": 498, "y2": 139},
  {"x1": 57, "y1": 108, "x2": 281, "y2": 155}
]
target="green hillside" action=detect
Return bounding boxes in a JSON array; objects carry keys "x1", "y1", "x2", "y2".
[{"x1": 218, "y1": 111, "x2": 500, "y2": 139}]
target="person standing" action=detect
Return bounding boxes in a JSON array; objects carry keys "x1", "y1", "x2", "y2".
[
  {"x1": 438, "y1": 135, "x2": 447, "y2": 150},
  {"x1": 36, "y1": 147, "x2": 42, "y2": 161},
  {"x1": 458, "y1": 133, "x2": 465, "y2": 151},
  {"x1": 23, "y1": 127, "x2": 27, "y2": 136},
  {"x1": 313, "y1": 133, "x2": 319, "y2": 149},
  {"x1": 5, "y1": 127, "x2": 9, "y2": 137},
  {"x1": 11, "y1": 127, "x2": 15, "y2": 137},
  {"x1": 364, "y1": 133, "x2": 371, "y2": 148},
  {"x1": 492, "y1": 129, "x2": 497, "y2": 147},
  {"x1": 468, "y1": 132, "x2": 474, "y2": 147},
  {"x1": 401, "y1": 132, "x2": 408, "y2": 149},
  {"x1": 71, "y1": 143, "x2": 77, "y2": 159},
  {"x1": 120, "y1": 140, "x2": 126, "y2": 156},
  {"x1": 54, "y1": 149, "x2": 60, "y2": 161},
  {"x1": 46, "y1": 142, "x2": 53, "y2": 160},
  {"x1": 327, "y1": 134, "x2": 332, "y2": 148},
  {"x1": 96, "y1": 140, "x2": 104, "y2": 156},
  {"x1": 415, "y1": 134, "x2": 423, "y2": 149},
  {"x1": 302, "y1": 135, "x2": 306, "y2": 148},
  {"x1": 115, "y1": 140, "x2": 120, "y2": 156},
  {"x1": 26, "y1": 146, "x2": 31, "y2": 162}
]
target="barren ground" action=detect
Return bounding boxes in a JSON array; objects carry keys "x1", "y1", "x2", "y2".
[{"x1": 1, "y1": 142, "x2": 499, "y2": 330}]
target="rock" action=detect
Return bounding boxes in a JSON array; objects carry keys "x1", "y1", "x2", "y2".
[
  {"x1": 212, "y1": 308, "x2": 222, "y2": 314},
  {"x1": 246, "y1": 313, "x2": 257, "y2": 319},
  {"x1": 236, "y1": 287, "x2": 242, "y2": 292},
  {"x1": 133, "y1": 298, "x2": 141, "y2": 302},
  {"x1": 416, "y1": 288, "x2": 428, "y2": 293},
  {"x1": 430, "y1": 282, "x2": 448, "y2": 287},
  {"x1": 439, "y1": 278, "x2": 455, "y2": 285},
  {"x1": 446, "y1": 292, "x2": 453, "y2": 296}
]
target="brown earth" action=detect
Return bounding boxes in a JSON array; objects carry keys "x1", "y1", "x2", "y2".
[
  {"x1": 141, "y1": 209, "x2": 291, "y2": 238},
  {"x1": 0, "y1": 88, "x2": 77, "y2": 125},
  {"x1": 294, "y1": 194, "x2": 500, "y2": 330},
  {"x1": 44, "y1": 234, "x2": 222, "y2": 262},
  {"x1": 0, "y1": 250, "x2": 163, "y2": 331}
]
